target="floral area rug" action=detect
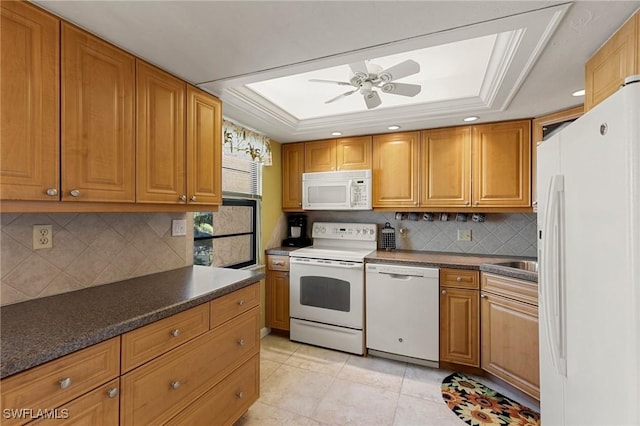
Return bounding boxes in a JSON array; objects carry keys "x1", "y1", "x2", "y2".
[{"x1": 441, "y1": 372, "x2": 540, "y2": 426}]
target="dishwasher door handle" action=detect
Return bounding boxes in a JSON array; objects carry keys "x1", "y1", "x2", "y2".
[{"x1": 377, "y1": 271, "x2": 424, "y2": 279}]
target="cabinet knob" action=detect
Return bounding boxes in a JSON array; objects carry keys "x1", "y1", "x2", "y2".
[
  {"x1": 46, "y1": 188, "x2": 58, "y2": 196},
  {"x1": 59, "y1": 377, "x2": 72, "y2": 389},
  {"x1": 464, "y1": 201, "x2": 470, "y2": 206},
  {"x1": 69, "y1": 189, "x2": 80, "y2": 197},
  {"x1": 474, "y1": 201, "x2": 480, "y2": 206},
  {"x1": 179, "y1": 195, "x2": 187, "y2": 202},
  {"x1": 456, "y1": 276, "x2": 462, "y2": 282},
  {"x1": 533, "y1": 201, "x2": 538, "y2": 206},
  {"x1": 190, "y1": 195, "x2": 197, "y2": 202},
  {"x1": 238, "y1": 299, "x2": 245, "y2": 307},
  {"x1": 481, "y1": 294, "x2": 487, "y2": 298},
  {"x1": 298, "y1": 202, "x2": 302, "y2": 207},
  {"x1": 238, "y1": 339, "x2": 245, "y2": 347},
  {"x1": 236, "y1": 391, "x2": 244, "y2": 399},
  {"x1": 170, "y1": 381, "x2": 181, "y2": 390},
  {"x1": 171, "y1": 329, "x2": 180, "y2": 337},
  {"x1": 106, "y1": 388, "x2": 119, "y2": 398},
  {"x1": 441, "y1": 290, "x2": 446, "y2": 295}
]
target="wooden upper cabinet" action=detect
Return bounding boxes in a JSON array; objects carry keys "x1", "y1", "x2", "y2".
[
  {"x1": 282, "y1": 143, "x2": 304, "y2": 210},
  {"x1": 186, "y1": 86, "x2": 222, "y2": 205},
  {"x1": 136, "y1": 61, "x2": 186, "y2": 204},
  {"x1": 62, "y1": 23, "x2": 135, "y2": 202},
  {"x1": 304, "y1": 139, "x2": 336, "y2": 172},
  {"x1": 304, "y1": 136, "x2": 372, "y2": 172},
  {"x1": 372, "y1": 132, "x2": 420, "y2": 208},
  {"x1": 1, "y1": 2, "x2": 59, "y2": 201},
  {"x1": 585, "y1": 11, "x2": 639, "y2": 111},
  {"x1": 336, "y1": 136, "x2": 372, "y2": 171},
  {"x1": 472, "y1": 120, "x2": 531, "y2": 208},
  {"x1": 420, "y1": 127, "x2": 471, "y2": 208}
]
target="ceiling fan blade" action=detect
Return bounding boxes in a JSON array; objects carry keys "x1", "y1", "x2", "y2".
[
  {"x1": 364, "y1": 90, "x2": 382, "y2": 109},
  {"x1": 379, "y1": 59, "x2": 420, "y2": 82},
  {"x1": 309, "y1": 78, "x2": 352, "y2": 86},
  {"x1": 349, "y1": 61, "x2": 369, "y2": 78},
  {"x1": 381, "y1": 82, "x2": 422, "y2": 97},
  {"x1": 325, "y1": 89, "x2": 358, "y2": 104}
]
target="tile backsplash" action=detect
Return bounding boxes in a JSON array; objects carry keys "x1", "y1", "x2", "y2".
[
  {"x1": 1, "y1": 212, "x2": 192, "y2": 306},
  {"x1": 303, "y1": 211, "x2": 538, "y2": 258}
]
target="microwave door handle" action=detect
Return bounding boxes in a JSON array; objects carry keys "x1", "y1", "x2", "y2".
[{"x1": 347, "y1": 179, "x2": 353, "y2": 208}]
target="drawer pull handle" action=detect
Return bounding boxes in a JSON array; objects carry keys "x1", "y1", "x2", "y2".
[
  {"x1": 59, "y1": 378, "x2": 72, "y2": 389},
  {"x1": 273, "y1": 261, "x2": 284, "y2": 265},
  {"x1": 171, "y1": 381, "x2": 181, "y2": 390},
  {"x1": 171, "y1": 329, "x2": 180, "y2": 337},
  {"x1": 238, "y1": 300, "x2": 245, "y2": 307},
  {"x1": 456, "y1": 276, "x2": 462, "y2": 282},
  {"x1": 236, "y1": 391, "x2": 244, "y2": 399},
  {"x1": 107, "y1": 388, "x2": 119, "y2": 398},
  {"x1": 238, "y1": 339, "x2": 245, "y2": 346}
]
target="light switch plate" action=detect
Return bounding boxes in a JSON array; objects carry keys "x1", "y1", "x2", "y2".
[
  {"x1": 457, "y1": 229, "x2": 472, "y2": 241},
  {"x1": 33, "y1": 225, "x2": 53, "y2": 249},
  {"x1": 172, "y1": 219, "x2": 187, "y2": 237}
]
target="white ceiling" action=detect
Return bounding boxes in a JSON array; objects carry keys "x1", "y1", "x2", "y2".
[{"x1": 36, "y1": 1, "x2": 640, "y2": 143}]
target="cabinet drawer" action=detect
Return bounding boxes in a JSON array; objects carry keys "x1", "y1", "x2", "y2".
[
  {"x1": 166, "y1": 354, "x2": 259, "y2": 426},
  {"x1": 32, "y1": 378, "x2": 120, "y2": 425},
  {"x1": 481, "y1": 272, "x2": 538, "y2": 306},
  {"x1": 267, "y1": 255, "x2": 289, "y2": 271},
  {"x1": 1, "y1": 338, "x2": 120, "y2": 426},
  {"x1": 120, "y1": 307, "x2": 259, "y2": 426},
  {"x1": 121, "y1": 303, "x2": 209, "y2": 373},
  {"x1": 211, "y1": 283, "x2": 260, "y2": 328},
  {"x1": 440, "y1": 268, "x2": 479, "y2": 289}
]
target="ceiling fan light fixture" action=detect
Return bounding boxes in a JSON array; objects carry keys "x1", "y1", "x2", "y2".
[
  {"x1": 572, "y1": 89, "x2": 585, "y2": 97},
  {"x1": 463, "y1": 116, "x2": 479, "y2": 122},
  {"x1": 387, "y1": 125, "x2": 401, "y2": 130}
]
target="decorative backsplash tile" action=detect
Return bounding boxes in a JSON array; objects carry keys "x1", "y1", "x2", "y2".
[
  {"x1": 0, "y1": 212, "x2": 192, "y2": 306},
  {"x1": 303, "y1": 211, "x2": 538, "y2": 258}
]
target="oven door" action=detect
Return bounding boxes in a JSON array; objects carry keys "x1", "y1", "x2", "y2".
[{"x1": 289, "y1": 257, "x2": 364, "y2": 329}]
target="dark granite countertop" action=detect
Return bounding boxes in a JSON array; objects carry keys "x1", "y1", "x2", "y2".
[
  {"x1": 366, "y1": 250, "x2": 538, "y2": 282},
  {"x1": 0, "y1": 266, "x2": 264, "y2": 379}
]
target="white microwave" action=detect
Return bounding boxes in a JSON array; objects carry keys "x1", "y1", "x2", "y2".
[{"x1": 302, "y1": 170, "x2": 372, "y2": 210}]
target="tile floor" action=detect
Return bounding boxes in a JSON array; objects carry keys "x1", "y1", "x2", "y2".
[{"x1": 234, "y1": 334, "x2": 540, "y2": 426}]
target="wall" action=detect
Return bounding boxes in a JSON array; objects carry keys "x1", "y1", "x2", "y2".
[
  {"x1": 1, "y1": 212, "x2": 192, "y2": 306},
  {"x1": 303, "y1": 211, "x2": 537, "y2": 258}
]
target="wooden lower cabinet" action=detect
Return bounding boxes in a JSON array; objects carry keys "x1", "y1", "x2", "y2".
[
  {"x1": 439, "y1": 269, "x2": 480, "y2": 367},
  {"x1": 481, "y1": 273, "x2": 539, "y2": 399},
  {"x1": 266, "y1": 255, "x2": 290, "y2": 332}
]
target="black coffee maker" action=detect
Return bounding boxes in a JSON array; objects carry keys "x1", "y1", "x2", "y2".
[{"x1": 282, "y1": 215, "x2": 312, "y2": 247}]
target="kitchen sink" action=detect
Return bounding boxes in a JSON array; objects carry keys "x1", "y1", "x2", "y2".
[{"x1": 491, "y1": 261, "x2": 538, "y2": 273}]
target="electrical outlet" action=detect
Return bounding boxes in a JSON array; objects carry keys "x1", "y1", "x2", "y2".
[
  {"x1": 457, "y1": 229, "x2": 472, "y2": 242},
  {"x1": 33, "y1": 225, "x2": 53, "y2": 249},
  {"x1": 172, "y1": 219, "x2": 187, "y2": 236}
]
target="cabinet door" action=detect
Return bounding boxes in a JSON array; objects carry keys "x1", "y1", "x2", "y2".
[
  {"x1": 420, "y1": 127, "x2": 471, "y2": 208},
  {"x1": 336, "y1": 136, "x2": 372, "y2": 171},
  {"x1": 282, "y1": 143, "x2": 304, "y2": 210},
  {"x1": 62, "y1": 23, "x2": 135, "y2": 202},
  {"x1": 481, "y1": 292, "x2": 539, "y2": 399},
  {"x1": 372, "y1": 132, "x2": 420, "y2": 208},
  {"x1": 186, "y1": 86, "x2": 222, "y2": 205},
  {"x1": 136, "y1": 61, "x2": 186, "y2": 204},
  {"x1": 584, "y1": 12, "x2": 639, "y2": 111},
  {"x1": 304, "y1": 139, "x2": 336, "y2": 172},
  {"x1": 440, "y1": 287, "x2": 479, "y2": 367},
  {"x1": 266, "y1": 270, "x2": 290, "y2": 331},
  {"x1": 472, "y1": 120, "x2": 531, "y2": 208},
  {"x1": 1, "y1": 2, "x2": 59, "y2": 201}
]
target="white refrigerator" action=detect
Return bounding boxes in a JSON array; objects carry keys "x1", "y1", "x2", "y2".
[{"x1": 537, "y1": 75, "x2": 640, "y2": 426}]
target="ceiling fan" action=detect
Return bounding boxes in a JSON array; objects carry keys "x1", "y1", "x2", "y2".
[{"x1": 309, "y1": 59, "x2": 421, "y2": 109}]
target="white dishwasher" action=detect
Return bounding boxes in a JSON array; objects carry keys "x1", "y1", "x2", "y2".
[{"x1": 365, "y1": 263, "x2": 439, "y2": 367}]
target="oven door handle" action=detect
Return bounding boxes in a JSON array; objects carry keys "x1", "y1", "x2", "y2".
[{"x1": 291, "y1": 258, "x2": 363, "y2": 269}]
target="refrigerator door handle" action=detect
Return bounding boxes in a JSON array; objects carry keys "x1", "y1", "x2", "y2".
[{"x1": 542, "y1": 174, "x2": 567, "y2": 377}]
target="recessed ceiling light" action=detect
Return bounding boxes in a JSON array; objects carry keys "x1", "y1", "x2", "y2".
[
  {"x1": 463, "y1": 116, "x2": 479, "y2": 122},
  {"x1": 387, "y1": 125, "x2": 401, "y2": 130},
  {"x1": 572, "y1": 89, "x2": 585, "y2": 97},
  {"x1": 331, "y1": 131, "x2": 342, "y2": 136}
]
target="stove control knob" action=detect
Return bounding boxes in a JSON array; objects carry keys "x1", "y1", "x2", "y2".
[
  {"x1": 368, "y1": 229, "x2": 375, "y2": 235},
  {"x1": 356, "y1": 229, "x2": 361, "y2": 234}
]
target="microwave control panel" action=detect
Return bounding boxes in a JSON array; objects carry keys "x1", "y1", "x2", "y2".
[{"x1": 351, "y1": 180, "x2": 370, "y2": 207}]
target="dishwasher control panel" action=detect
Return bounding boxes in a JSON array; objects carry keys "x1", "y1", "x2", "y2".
[{"x1": 366, "y1": 263, "x2": 439, "y2": 278}]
